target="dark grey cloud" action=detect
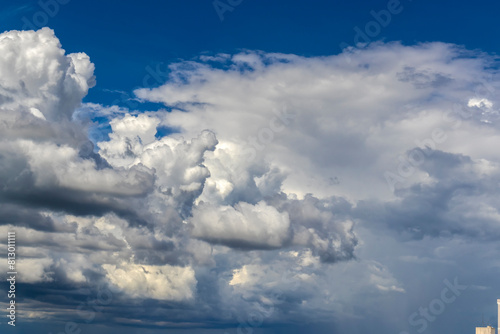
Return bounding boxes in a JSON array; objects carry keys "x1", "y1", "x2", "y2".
[{"x1": 356, "y1": 149, "x2": 500, "y2": 240}]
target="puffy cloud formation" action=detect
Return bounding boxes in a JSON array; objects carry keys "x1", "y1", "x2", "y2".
[
  {"x1": 0, "y1": 28, "x2": 156, "y2": 224},
  {"x1": 135, "y1": 44, "x2": 500, "y2": 203},
  {"x1": 0, "y1": 28, "x2": 95, "y2": 122},
  {"x1": 190, "y1": 201, "x2": 291, "y2": 249},
  {"x1": 102, "y1": 262, "x2": 196, "y2": 301},
  {"x1": 2, "y1": 28, "x2": 500, "y2": 334}
]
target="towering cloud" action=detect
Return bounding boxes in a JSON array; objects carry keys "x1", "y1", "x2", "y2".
[{"x1": 1, "y1": 28, "x2": 500, "y2": 333}]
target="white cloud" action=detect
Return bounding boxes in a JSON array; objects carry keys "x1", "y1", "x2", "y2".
[
  {"x1": 98, "y1": 114, "x2": 161, "y2": 167},
  {"x1": 468, "y1": 97, "x2": 493, "y2": 109},
  {"x1": 17, "y1": 258, "x2": 54, "y2": 283},
  {"x1": 0, "y1": 28, "x2": 95, "y2": 121},
  {"x1": 102, "y1": 262, "x2": 196, "y2": 301},
  {"x1": 134, "y1": 43, "x2": 500, "y2": 202},
  {"x1": 190, "y1": 201, "x2": 291, "y2": 248},
  {"x1": 17, "y1": 140, "x2": 154, "y2": 195}
]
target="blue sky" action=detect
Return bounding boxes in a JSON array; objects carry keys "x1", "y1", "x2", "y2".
[
  {"x1": 3, "y1": 0, "x2": 500, "y2": 108},
  {"x1": 1, "y1": 1, "x2": 500, "y2": 334}
]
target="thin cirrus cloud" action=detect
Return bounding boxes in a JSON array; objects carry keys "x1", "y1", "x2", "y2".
[{"x1": 1, "y1": 27, "x2": 500, "y2": 333}]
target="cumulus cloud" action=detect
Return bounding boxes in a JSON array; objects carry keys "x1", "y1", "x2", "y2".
[
  {"x1": 0, "y1": 28, "x2": 157, "y2": 222},
  {"x1": 3, "y1": 28, "x2": 500, "y2": 333},
  {"x1": 0, "y1": 28, "x2": 95, "y2": 122},
  {"x1": 190, "y1": 201, "x2": 291, "y2": 249},
  {"x1": 135, "y1": 43, "x2": 499, "y2": 203},
  {"x1": 102, "y1": 262, "x2": 196, "y2": 301}
]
